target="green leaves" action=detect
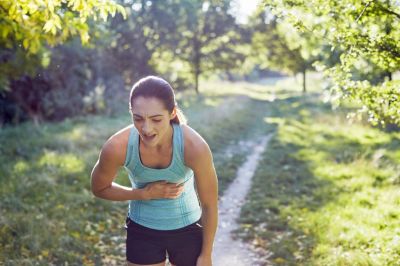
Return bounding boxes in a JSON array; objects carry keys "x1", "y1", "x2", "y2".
[
  {"x1": 43, "y1": 15, "x2": 62, "y2": 35},
  {"x1": 144, "y1": 0, "x2": 244, "y2": 93},
  {"x1": 264, "y1": 0, "x2": 400, "y2": 126},
  {"x1": 0, "y1": 0, "x2": 126, "y2": 90}
]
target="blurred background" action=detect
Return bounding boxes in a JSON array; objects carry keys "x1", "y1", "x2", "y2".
[
  {"x1": 1, "y1": 0, "x2": 399, "y2": 265},
  {"x1": 1, "y1": 0, "x2": 398, "y2": 127}
]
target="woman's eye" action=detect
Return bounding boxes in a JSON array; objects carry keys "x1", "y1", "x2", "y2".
[
  {"x1": 153, "y1": 120, "x2": 162, "y2": 123},
  {"x1": 134, "y1": 118, "x2": 143, "y2": 122}
]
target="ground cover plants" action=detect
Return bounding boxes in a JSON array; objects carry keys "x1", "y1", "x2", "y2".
[{"x1": 237, "y1": 91, "x2": 400, "y2": 265}]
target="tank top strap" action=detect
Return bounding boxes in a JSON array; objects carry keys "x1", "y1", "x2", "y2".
[
  {"x1": 172, "y1": 123, "x2": 185, "y2": 166},
  {"x1": 124, "y1": 126, "x2": 139, "y2": 172}
]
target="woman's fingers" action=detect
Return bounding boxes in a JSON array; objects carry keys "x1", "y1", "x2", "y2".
[
  {"x1": 144, "y1": 181, "x2": 185, "y2": 199},
  {"x1": 165, "y1": 183, "x2": 184, "y2": 198}
]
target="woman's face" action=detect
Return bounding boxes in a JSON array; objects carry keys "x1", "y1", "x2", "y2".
[{"x1": 131, "y1": 96, "x2": 175, "y2": 147}]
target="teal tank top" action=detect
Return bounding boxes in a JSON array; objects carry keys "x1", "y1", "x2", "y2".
[{"x1": 124, "y1": 123, "x2": 202, "y2": 230}]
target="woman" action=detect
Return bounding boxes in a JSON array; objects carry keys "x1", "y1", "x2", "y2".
[{"x1": 91, "y1": 76, "x2": 218, "y2": 266}]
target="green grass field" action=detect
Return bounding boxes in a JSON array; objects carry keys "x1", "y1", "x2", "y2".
[
  {"x1": 236, "y1": 88, "x2": 400, "y2": 265},
  {"x1": 0, "y1": 79, "x2": 273, "y2": 265},
  {"x1": 1, "y1": 75, "x2": 399, "y2": 265}
]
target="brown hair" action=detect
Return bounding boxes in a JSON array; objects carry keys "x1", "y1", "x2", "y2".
[{"x1": 129, "y1": 76, "x2": 187, "y2": 124}]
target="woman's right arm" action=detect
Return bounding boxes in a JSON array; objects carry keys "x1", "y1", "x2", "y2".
[
  {"x1": 91, "y1": 137, "x2": 145, "y2": 201},
  {"x1": 91, "y1": 135, "x2": 183, "y2": 201}
]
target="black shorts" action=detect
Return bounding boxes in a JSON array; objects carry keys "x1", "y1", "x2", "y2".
[{"x1": 125, "y1": 217, "x2": 203, "y2": 266}]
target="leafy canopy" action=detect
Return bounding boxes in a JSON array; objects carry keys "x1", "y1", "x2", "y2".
[
  {"x1": 0, "y1": 0, "x2": 126, "y2": 88},
  {"x1": 264, "y1": 0, "x2": 400, "y2": 126}
]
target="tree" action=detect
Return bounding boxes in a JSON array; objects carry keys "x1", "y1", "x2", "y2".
[
  {"x1": 150, "y1": 0, "x2": 245, "y2": 94},
  {"x1": 264, "y1": 0, "x2": 400, "y2": 126},
  {"x1": 0, "y1": 0, "x2": 125, "y2": 124},
  {"x1": 248, "y1": 6, "x2": 337, "y2": 92},
  {"x1": 186, "y1": 0, "x2": 244, "y2": 93},
  {"x1": 104, "y1": 0, "x2": 186, "y2": 85},
  {"x1": 0, "y1": 0, "x2": 126, "y2": 90}
]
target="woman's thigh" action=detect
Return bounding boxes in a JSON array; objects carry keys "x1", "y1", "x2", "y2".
[
  {"x1": 125, "y1": 218, "x2": 202, "y2": 266},
  {"x1": 125, "y1": 218, "x2": 167, "y2": 265},
  {"x1": 166, "y1": 222, "x2": 203, "y2": 266}
]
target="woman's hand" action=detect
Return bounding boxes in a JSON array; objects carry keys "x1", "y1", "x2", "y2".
[
  {"x1": 142, "y1": 181, "x2": 184, "y2": 200},
  {"x1": 196, "y1": 254, "x2": 212, "y2": 266}
]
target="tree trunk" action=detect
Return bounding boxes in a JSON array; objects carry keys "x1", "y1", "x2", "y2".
[
  {"x1": 302, "y1": 69, "x2": 307, "y2": 93},
  {"x1": 32, "y1": 114, "x2": 41, "y2": 128},
  {"x1": 194, "y1": 71, "x2": 199, "y2": 94},
  {"x1": 226, "y1": 71, "x2": 234, "y2": 81},
  {"x1": 388, "y1": 71, "x2": 392, "y2": 81}
]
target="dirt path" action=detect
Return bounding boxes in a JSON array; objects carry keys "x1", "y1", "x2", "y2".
[{"x1": 213, "y1": 135, "x2": 272, "y2": 266}]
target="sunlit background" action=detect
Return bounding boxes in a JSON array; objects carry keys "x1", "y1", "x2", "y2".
[{"x1": 1, "y1": 0, "x2": 399, "y2": 265}]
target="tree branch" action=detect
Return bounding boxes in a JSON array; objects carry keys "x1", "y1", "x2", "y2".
[
  {"x1": 376, "y1": 3, "x2": 400, "y2": 20},
  {"x1": 356, "y1": 0, "x2": 373, "y2": 22}
]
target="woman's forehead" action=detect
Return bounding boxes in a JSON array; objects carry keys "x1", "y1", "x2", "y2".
[{"x1": 131, "y1": 97, "x2": 168, "y2": 116}]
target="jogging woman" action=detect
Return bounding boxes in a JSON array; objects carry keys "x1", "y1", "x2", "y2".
[{"x1": 91, "y1": 76, "x2": 218, "y2": 266}]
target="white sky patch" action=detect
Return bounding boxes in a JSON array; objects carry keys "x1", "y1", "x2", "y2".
[{"x1": 231, "y1": 0, "x2": 262, "y2": 24}]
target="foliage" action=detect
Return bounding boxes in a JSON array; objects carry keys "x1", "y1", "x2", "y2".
[
  {"x1": 263, "y1": 0, "x2": 400, "y2": 126},
  {"x1": 0, "y1": 0, "x2": 126, "y2": 89},
  {"x1": 1, "y1": 38, "x2": 128, "y2": 125},
  {"x1": 248, "y1": 7, "x2": 325, "y2": 92},
  {"x1": 0, "y1": 0, "x2": 128, "y2": 125},
  {"x1": 149, "y1": 0, "x2": 246, "y2": 93},
  {"x1": 104, "y1": 0, "x2": 174, "y2": 84},
  {"x1": 1, "y1": 0, "x2": 248, "y2": 125}
]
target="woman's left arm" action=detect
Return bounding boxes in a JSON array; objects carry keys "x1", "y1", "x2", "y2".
[{"x1": 184, "y1": 127, "x2": 218, "y2": 266}]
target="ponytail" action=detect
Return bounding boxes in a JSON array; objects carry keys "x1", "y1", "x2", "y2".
[{"x1": 171, "y1": 106, "x2": 187, "y2": 125}]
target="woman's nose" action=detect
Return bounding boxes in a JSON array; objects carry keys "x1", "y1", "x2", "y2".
[{"x1": 142, "y1": 121, "x2": 152, "y2": 134}]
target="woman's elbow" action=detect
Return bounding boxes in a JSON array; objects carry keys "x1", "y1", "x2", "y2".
[
  {"x1": 90, "y1": 175, "x2": 107, "y2": 198},
  {"x1": 91, "y1": 183, "x2": 102, "y2": 197},
  {"x1": 91, "y1": 187, "x2": 102, "y2": 198}
]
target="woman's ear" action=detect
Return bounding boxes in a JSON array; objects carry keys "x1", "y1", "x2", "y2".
[{"x1": 170, "y1": 107, "x2": 177, "y2": 120}]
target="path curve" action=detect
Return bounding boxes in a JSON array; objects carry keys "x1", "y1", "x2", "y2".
[{"x1": 213, "y1": 135, "x2": 272, "y2": 266}]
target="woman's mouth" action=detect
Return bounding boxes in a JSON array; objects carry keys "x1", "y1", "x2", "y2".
[{"x1": 142, "y1": 134, "x2": 156, "y2": 142}]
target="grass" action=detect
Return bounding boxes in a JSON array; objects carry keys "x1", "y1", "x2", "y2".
[
  {"x1": 236, "y1": 91, "x2": 400, "y2": 265},
  {"x1": 0, "y1": 115, "x2": 131, "y2": 264},
  {"x1": 2, "y1": 74, "x2": 398, "y2": 265},
  {"x1": 0, "y1": 78, "x2": 275, "y2": 264}
]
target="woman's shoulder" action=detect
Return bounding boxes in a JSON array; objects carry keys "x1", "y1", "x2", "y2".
[
  {"x1": 100, "y1": 125, "x2": 134, "y2": 165},
  {"x1": 181, "y1": 124, "x2": 211, "y2": 163},
  {"x1": 181, "y1": 124, "x2": 207, "y2": 147}
]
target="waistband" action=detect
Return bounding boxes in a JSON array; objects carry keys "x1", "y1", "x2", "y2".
[{"x1": 125, "y1": 216, "x2": 202, "y2": 235}]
